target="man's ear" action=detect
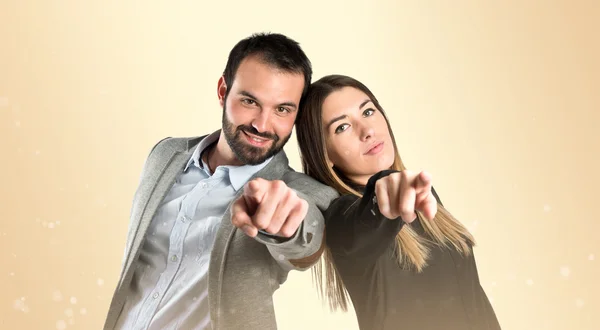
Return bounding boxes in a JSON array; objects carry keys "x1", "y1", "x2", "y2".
[{"x1": 217, "y1": 76, "x2": 227, "y2": 107}]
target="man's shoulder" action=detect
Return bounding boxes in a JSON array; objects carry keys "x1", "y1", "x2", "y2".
[
  {"x1": 257, "y1": 152, "x2": 336, "y2": 194},
  {"x1": 148, "y1": 135, "x2": 208, "y2": 154},
  {"x1": 280, "y1": 168, "x2": 317, "y2": 185},
  {"x1": 279, "y1": 167, "x2": 339, "y2": 201}
]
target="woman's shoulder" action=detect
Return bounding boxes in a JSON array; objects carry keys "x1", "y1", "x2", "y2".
[
  {"x1": 324, "y1": 194, "x2": 361, "y2": 222},
  {"x1": 331, "y1": 193, "x2": 361, "y2": 209}
]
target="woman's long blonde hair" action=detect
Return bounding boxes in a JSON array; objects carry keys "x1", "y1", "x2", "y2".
[{"x1": 295, "y1": 74, "x2": 476, "y2": 312}]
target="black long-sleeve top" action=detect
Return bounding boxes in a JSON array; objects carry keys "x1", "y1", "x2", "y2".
[{"x1": 325, "y1": 170, "x2": 501, "y2": 330}]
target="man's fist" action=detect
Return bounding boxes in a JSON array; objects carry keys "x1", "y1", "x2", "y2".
[
  {"x1": 374, "y1": 170, "x2": 437, "y2": 223},
  {"x1": 231, "y1": 178, "x2": 309, "y2": 238}
]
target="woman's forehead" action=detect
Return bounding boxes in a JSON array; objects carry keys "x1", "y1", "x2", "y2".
[{"x1": 322, "y1": 87, "x2": 371, "y2": 116}]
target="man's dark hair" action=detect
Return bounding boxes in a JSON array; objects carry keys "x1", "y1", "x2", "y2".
[{"x1": 222, "y1": 32, "x2": 312, "y2": 102}]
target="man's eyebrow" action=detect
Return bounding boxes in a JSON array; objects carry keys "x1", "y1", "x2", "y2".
[
  {"x1": 239, "y1": 90, "x2": 258, "y2": 100},
  {"x1": 239, "y1": 91, "x2": 298, "y2": 110}
]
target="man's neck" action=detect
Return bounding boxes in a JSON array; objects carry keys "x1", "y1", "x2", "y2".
[{"x1": 205, "y1": 133, "x2": 244, "y2": 171}]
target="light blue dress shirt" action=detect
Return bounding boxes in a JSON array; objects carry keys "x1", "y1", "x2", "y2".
[{"x1": 115, "y1": 130, "x2": 272, "y2": 330}]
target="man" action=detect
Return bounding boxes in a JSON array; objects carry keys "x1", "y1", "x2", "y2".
[{"x1": 103, "y1": 33, "x2": 339, "y2": 330}]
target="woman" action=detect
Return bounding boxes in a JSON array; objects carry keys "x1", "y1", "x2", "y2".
[{"x1": 296, "y1": 74, "x2": 501, "y2": 330}]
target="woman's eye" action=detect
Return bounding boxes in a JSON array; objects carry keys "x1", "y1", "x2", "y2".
[
  {"x1": 363, "y1": 108, "x2": 375, "y2": 117},
  {"x1": 335, "y1": 124, "x2": 349, "y2": 134}
]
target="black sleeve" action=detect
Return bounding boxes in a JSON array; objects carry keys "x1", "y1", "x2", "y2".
[
  {"x1": 326, "y1": 170, "x2": 444, "y2": 263},
  {"x1": 325, "y1": 170, "x2": 404, "y2": 263}
]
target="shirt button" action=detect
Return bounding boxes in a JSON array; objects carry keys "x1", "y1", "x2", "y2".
[
  {"x1": 171, "y1": 255, "x2": 178, "y2": 262},
  {"x1": 201, "y1": 182, "x2": 208, "y2": 188},
  {"x1": 152, "y1": 292, "x2": 159, "y2": 299}
]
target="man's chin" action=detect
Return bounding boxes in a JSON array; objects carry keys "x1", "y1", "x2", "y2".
[
  {"x1": 238, "y1": 153, "x2": 269, "y2": 165},
  {"x1": 227, "y1": 134, "x2": 282, "y2": 165},
  {"x1": 233, "y1": 146, "x2": 272, "y2": 165}
]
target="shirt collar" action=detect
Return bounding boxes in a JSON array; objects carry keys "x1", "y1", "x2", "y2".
[
  {"x1": 184, "y1": 130, "x2": 219, "y2": 172},
  {"x1": 184, "y1": 129, "x2": 273, "y2": 191}
]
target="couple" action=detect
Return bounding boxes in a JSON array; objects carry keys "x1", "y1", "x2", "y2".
[{"x1": 104, "y1": 32, "x2": 501, "y2": 330}]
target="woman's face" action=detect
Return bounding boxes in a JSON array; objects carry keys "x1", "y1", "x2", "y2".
[{"x1": 321, "y1": 86, "x2": 395, "y2": 185}]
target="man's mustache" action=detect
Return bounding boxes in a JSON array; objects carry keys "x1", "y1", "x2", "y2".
[{"x1": 238, "y1": 125, "x2": 279, "y2": 142}]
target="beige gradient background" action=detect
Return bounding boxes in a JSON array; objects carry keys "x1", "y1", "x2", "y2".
[{"x1": 1, "y1": 1, "x2": 598, "y2": 329}]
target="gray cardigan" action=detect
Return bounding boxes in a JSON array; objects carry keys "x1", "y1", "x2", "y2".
[{"x1": 103, "y1": 135, "x2": 339, "y2": 329}]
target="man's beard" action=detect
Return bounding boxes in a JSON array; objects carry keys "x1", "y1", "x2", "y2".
[{"x1": 221, "y1": 106, "x2": 291, "y2": 165}]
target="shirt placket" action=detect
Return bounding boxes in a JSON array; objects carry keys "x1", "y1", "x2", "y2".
[{"x1": 139, "y1": 177, "x2": 210, "y2": 329}]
